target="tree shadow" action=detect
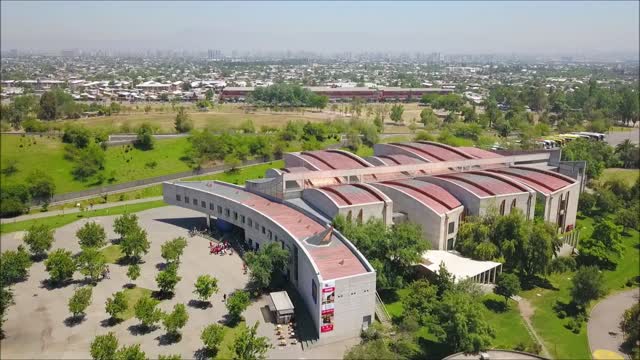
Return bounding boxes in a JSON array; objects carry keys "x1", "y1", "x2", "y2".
[
  {"x1": 153, "y1": 290, "x2": 174, "y2": 300},
  {"x1": 127, "y1": 324, "x2": 157, "y2": 336},
  {"x1": 155, "y1": 262, "x2": 167, "y2": 271},
  {"x1": 553, "y1": 299, "x2": 582, "y2": 318},
  {"x1": 100, "y1": 317, "x2": 122, "y2": 328},
  {"x1": 188, "y1": 299, "x2": 211, "y2": 309},
  {"x1": 155, "y1": 217, "x2": 207, "y2": 231},
  {"x1": 194, "y1": 348, "x2": 217, "y2": 360},
  {"x1": 377, "y1": 289, "x2": 400, "y2": 304},
  {"x1": 156, "y1": 333, "x2": 181, "y2": 346},
  {"x1": 483, "y1": 298, "x2": 508, "y2": 313},
  {"x1": 40, "y1": 279, "x2": 72, "y2": 291},
  {"x1": 520, "y1": 275, "x2": 558, "y2": 291},
  {"x1": 64, "y1": 315, "x2": 86, "y2": 327},
  {"x1": 416, "y1": 337, "x2": 451, "y2": 360}
]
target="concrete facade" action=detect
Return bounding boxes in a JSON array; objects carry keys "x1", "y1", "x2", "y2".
[{"x1": 162, "y1": 181, "x2": 376, "y2": 343}]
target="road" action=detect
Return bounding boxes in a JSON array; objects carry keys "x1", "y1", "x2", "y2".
[
  {"x1": 588, "y1": 289, "x2": 640, "y2": 359},
  {"x1": 607, "y1": 128, "x2": 639, "y2": 146}
]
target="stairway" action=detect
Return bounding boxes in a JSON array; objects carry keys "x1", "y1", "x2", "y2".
[{"x1": 375, "y1": 291, "x2": 392, "y2": 325}]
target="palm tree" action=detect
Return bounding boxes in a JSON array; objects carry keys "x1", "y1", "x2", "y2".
[{"x1": 615, "y1": 139, "x2": 639, "y2": 168}]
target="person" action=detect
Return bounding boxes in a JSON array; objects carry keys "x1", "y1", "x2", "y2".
[
  {"x1": 105, "y1": 265, "x2": 111, "y2": 279},
  {"x1": 223, "y1": 293, "x2": 227, "y2": 303}
]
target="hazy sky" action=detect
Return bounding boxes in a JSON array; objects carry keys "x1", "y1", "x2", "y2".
[{"x1": 2, "y1": 1, "x2": 638, "y2": 54}]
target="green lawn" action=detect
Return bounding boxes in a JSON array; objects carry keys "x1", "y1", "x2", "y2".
[
  {"x1": 188, "y1": 160, "x2": 284, "y2": 184},
  {"x1": 101, "y1": 245, "x2": 123, "y2": 264},
  {"x1": 214, "y1": 321, "x2": 247, "y2": 359},
  {"x1": 381, "y1": 288, "x2": 535, "y2": 352},
  {"x1": 0, "y1": 200, "x2": 166, "y2": 234},
  {"x1": 119, "y1": 287, "x2": 154, "y2": 321},
  {"x1": 600, "y1": 168, "x2": 640, "y2": 187},
  {"x1": 1, "y1": 135, "x2": 191, "y2": 194},
  {"x1": 521, "y1": 215, "x2": 639, "y2": 360}
]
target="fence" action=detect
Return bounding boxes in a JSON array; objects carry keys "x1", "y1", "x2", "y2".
[{"x1": 49, "y1": 155, "x2": 281, "y2": 204}]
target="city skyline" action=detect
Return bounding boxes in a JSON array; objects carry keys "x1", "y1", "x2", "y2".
[{"x1": 1, "y1": 1, "x2": 639, "y2": 55}]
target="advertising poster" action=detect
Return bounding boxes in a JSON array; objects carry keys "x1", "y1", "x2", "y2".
[{"x1": 320, "y1": 281, "x2": 335, "y2": 333}]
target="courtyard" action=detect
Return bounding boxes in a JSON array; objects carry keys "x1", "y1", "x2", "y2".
[{"x1": 0, "y1": 205, "x2": 356, "y2": 359}]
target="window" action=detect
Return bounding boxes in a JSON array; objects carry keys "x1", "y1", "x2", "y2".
[
  {"x1": 261, "y1": 226, "x2": 266, "y2": 234},
  {"x1": 511, "y1": 199, "x2": 517, "y2": 210},
  {"x1": 193, "y1": 198, "x2": 197, "y2": 205},
  {"x1": 201, "y1": 200, "x2": 206, "y2": 208},
  {"x1": 255, "y1": 222, "x2": 259, "y2": 230},
  {"x1": 233, "y1": 211, "x2": 238, "y2": 220},
  {"x1": 268, "y1": 230, "x2": 272, "y2": 240},
  {"x1": 217, "y1": 205, "x2": 222, "y2": 214},
  {"x1": 499, "y1": 200, "x2": 506, "y2": 215},
  {"x1": 225, "y1": 208, "x2": 230, "y2": 217},
  {"x1": 447, "y1": 238, "x2": 455, "y2": 250},
  {"x1": 176, "y1": 194, "x2": 181, "y2": 201},
  {"x1": 209, "y1": 202, "x2": 214, "y2": 210},
  {"x1": 448, "y1": 222, "x2": 455, "y2": 234},
  {"x1": 312, "y1": 280, "x2": 318, "y2": 304},
  {"x1": 241, "y1": 215, "x2": 245, "y2": 224},
  {"x1": 248, "y1": 218, "x2": 253, "y2": 227},
  {"x1": 185, "y1": 196, "x2": 189, "y2": 203}
]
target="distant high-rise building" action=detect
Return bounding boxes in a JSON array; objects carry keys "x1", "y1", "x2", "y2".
[{"x1": 208, "y1": 49, "x2": 222, "y2": 60}]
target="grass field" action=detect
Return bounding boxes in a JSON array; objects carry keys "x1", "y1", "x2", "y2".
[
  {"x1": 101, "y1": 245, "x2": 124, "y2": 264},
  {"x1": 381, "y1": 287, "x2": 535, "y2": 352},
  {"x1": 1, "y1": 135, "x2": 192, "y2": 194},
  {"x1": 600, "y1": 168, "x2": 640, "y2": 187},
  {"x1": 214, "y1": 321, "x2": 247, "y2": 360},
  {"x1": 0, "y1": 200, "x2": 166, "y2": 234},
  {"x1": 522, "y1": 214, "x2": 640, "y2": 360},
  {"x1": 119, "y1": 287, "x2": 154, "y2": 321},
  {"x1": 187, "y1": 160, "x2": 284, "y2": 183}
]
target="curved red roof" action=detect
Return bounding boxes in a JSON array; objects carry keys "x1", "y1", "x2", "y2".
[
  {"x1": 486, "y1": 167, "x2": 575, "y2": 195},
  {"x1": 302, "y1": 150, "x2": 370, "y2": 170},
  {"x1": 320, "y1": 184, "x2": 385, "y2": 206},
  {"x1": 458, "y1": 147, "x2": 502, "y2": 159},
  {"x1": 377, "y1": 154, "x2": 426, "y2": 166},
  {"x1": 380, "y1": 179, "x2": 461, "y2": 214},
  {"x1": 436, "y1": 171, "x2": 530, "y2": 197}
]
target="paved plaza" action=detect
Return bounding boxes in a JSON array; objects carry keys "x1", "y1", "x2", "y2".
[{"x1": 0, "y1": 206, "x2": 356, "y2": 359}]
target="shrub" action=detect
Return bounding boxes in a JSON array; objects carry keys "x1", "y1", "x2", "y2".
[{"x1": 548, "y1": 256, "x2": 577, "y2": 273}]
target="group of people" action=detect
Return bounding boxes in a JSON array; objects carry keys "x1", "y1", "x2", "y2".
[{"x1": 209, "y1": 240, "x2": 233, "y2": 255}]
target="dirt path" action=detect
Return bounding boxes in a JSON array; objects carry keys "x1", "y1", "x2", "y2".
[{"x1": 516, "y1": 297, "x2": 552, "y2": 359}]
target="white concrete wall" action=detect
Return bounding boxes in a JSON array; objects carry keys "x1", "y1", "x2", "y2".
[
  {"x1": 302, "y1": 188, "x2": 391, "y2": 226},
  {"x1": 302, "y1": 189, "x2": 341, "y2": 219},
  {"x1": 544, "y1": 181, "x2": 580, "y2": 232},
  {"x1": 371, "y1": 183, "x2": 463, "y2": 250}
]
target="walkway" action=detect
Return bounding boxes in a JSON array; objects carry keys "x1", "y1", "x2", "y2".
[
  {"x1": 607, "y1": 128, "x2": 639, "y2": 146},
  {"x1": 588, "y1": 289, "x2": 640, "y2": 359},
  {"x1": 515, "y1": 296, "x2": 552, "y2": 359},
  {"x1": 0, "y1": 196, "x2": 163, "y2": 224}
]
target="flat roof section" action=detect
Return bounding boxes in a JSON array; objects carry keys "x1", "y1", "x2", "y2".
[
  {"x1": 380, "y1": 179, "x2": 462, "y2": 214},
  {"x1": 174, "y1": 181, "x2": 367, "y2": 279},
  {"x1": 486, "y1": 166, "x2": 575, "y2": 195},
  {"x1": 320, "y1": 184, "x2": 385, "y2": 206},
  {"x1": 435, "y1": 171, "x2": 529, "y2": 197}
]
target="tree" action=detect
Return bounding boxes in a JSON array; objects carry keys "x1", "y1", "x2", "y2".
[
  {"x1": 494, "y1": 273, "x2": 521, "y2": 306},
  {"x1": 231, "y1": 322, "x2": 270, "y2": 360},
  {"x1": 244, "y1": 242, "x2": 289, "y2": 290},
  {"x1": 156, "y1": 263, "x2": 181, "y2": 296},
  {"x1": 0, "y1": 285, "x2": 13, "y2": 337},
  {"x1": 434, "y1": 262, "x2": 455, "y2": 297},
  {"x1": 431, "y1": 290, "x2": 495, "y2": 353},
  {"x1": 134, "y1": 295, "x2": 163, "y2": 329},
  {"x1": 105, "y1": 291, "x2": 128, "y2": 321},
  {"x1": 401, "y1": 279, "x2": 438, "y2": 326},
  {"x1": 615, "y1": 207, "x2": 639, "y2": 232},
  {"x1": 0, "y1": 183, "x2": 31, "y2": 217},
  {"x1": 617, "y1": 87, "x2": 639, "y2": 125},
  {"x1": 68, "y1": 286, "x2": 93, "y2": 318},
  {"x1": 201, "y1": 323, "x2": 225, "y2": 354},
  {"x1": 0, "y1": 246, "x2": 32, "y2": 285},
  {"x1": 193, "y1": 274, "x2": 219, "y2": 304},
  {"x1": 26, "y1": 170, "x2": 56, "y2": 203},
  {"x1": 162, "y1": 303, "x2": 189, "y2": 338},
  {"x1": 23, "y1": 223, "x2": 54, "y2": 258},
  {"x1": 76, "y1": 221, "x2": 107, "y2": 249},
  {"x1": 419, "y1": 108, "x2": 439, "y2": 128},
  {"x1": 579, "y1": 219, "x2": 623, "y2": 269},
  {"x1": 596, "y1": 189, "x2": 620, "y2": 214},
  {"x1": 344, "y1": 339, "x2": 400, "y2": 360},
  {"x1": 620, "y1": 303, "x2": 639, "y2": 352},
  {"x1": 114, "y1": 344, "x2": 146, "y2": 360},
  {"x1": 205, "y1": 89, "x2": 214, "y2": 101},
  {"x1": 174, "y1": 107, "x2": 193, "y2": 133},
  {"x1": 90, "y1": 332, "x2": 119, "y2": 360},
  {"x1": 127, "y1": 264, "x2": 141, "y2": 285},
  {"x1": 120, "y1": 226, "x2": 150, "y2": 262},
  {"x1": 114, "y1": 213, "x2": 138, "y2": 240},
  {"x1": 615, "y1": 140, "x2": 639, "y2": 169},
  {"x1": 77, "y1": 247, "x2": 107, "y2": 283},
  {"x1": 226, "y1": 290, "x2": 250, "y2": 323},
  {"x1": 38, "y1": 91, "x2": 57, "y2": 120},
  {"x1": 578, "y1": 192, "x2": 597, "y2": 215},
  {"x1": 389, "y1": 104, "x2": 404, "y2": 124},
  {"x1": 71, "y1": 141, "x2": 106, "y2": 180},
  {"x1": 158, "y1": 355, "x2": 181, "y2": 360},
  {"x1": 160, "y1": 237, "x2": 188, "y2": 265},
  {"x1": 44, "y1": 249, "x2": 75, "y2": 284},
  {"x1": 570, "y1": 266, "x2": 605, "y2": 308},
  {"x1": 136, "y1": 123, "x2": 155, "y2": 150}
]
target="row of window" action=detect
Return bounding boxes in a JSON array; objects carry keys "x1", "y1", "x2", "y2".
[{"x1": 176, "y1": 193, "x2": 279, "y2": 242}]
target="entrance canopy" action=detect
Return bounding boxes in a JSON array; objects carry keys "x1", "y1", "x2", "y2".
[{"x1": 420, "y1": 250, "x2": 502, "y2": 284}]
